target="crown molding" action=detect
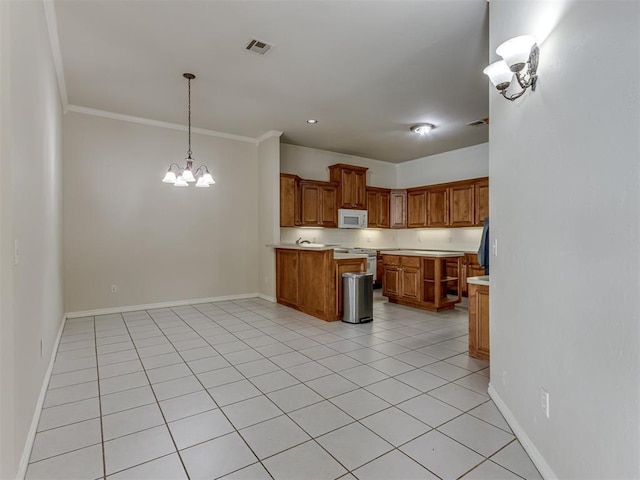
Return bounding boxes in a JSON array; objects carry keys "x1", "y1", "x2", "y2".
[
  {"x1": 66, "y1": 105, "x2": 257, "y2": 143},
  {"x1": 256, "y1": 130, "x2": 283, "y2": 144},
  {"x1": 43, "y1": 0, "x2": 68, "y2": 111}
]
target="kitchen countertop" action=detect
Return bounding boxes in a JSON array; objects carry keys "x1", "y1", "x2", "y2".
[
  {"x1": 467, "y1": 275, "x2": 490, "y2": 286},
  {"x1": 268, "y1": 245, "x2": 367, "y2": 260},
  {"x1": 381, "y1": 250, "x2": 465, "y2": 257}
]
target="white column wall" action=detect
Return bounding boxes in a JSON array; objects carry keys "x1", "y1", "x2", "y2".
[{"x1": 488, "y1": 2, "x2": 640, "y2": 478}]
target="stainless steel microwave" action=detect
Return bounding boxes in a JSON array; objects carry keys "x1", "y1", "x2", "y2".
[{"x1": 338, "y1": 209, "x2": 367, "y2": 229}]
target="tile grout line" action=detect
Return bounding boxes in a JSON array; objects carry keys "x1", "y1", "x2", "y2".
[
  {"x1": 92, "y1": 315, "x2": 108, "y2": 480},
  {"x1": 113, "y1": 311, "x2": 192, "y2": 480}
]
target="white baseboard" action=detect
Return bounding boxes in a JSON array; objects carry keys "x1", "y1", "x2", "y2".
[
  {"x1": 488, "y1": 383, "x2": 557, "y2": 480},
  {"x1": 16, "y1": 314, "x2": 67, "y2": 480},
  {"x1": 256, "y1": 293, "x2": 276, "y2": 303},
  {"x1": 66, "y1": 293, "x2": 264, "y2": 319}
]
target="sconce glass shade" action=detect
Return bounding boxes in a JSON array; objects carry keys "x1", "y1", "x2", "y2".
[
  {"x1": 483, "y1": 61, "x2": 513, "y2": 90},
  {"x1": 181, "y1": 168, "x2": 196, "y2": 183},
  {"x1": 201, "y1": 173, "x2": 215, "y2": 185},
  {"x1": 496, "y1": 35, "x2": 536, "y2": 72},
  {"x1": 162, "y1": 171, "x2": 177, "y2": 183},
  {"x1": 174, "y1": 176, "x2": 189, "y2": 187}
]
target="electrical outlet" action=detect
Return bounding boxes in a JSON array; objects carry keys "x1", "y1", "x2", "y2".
[
  {"x1": 366, "y1": 236, "x2": 371, "y2": 243},
  {"x1": 312, "y1": 237, "x2": 316, "y2": 243},
  {"x1": 541, "y1": 387, "x2": 550, "y2": 418},
  {"x1": 111, "y1": 285, "x2": 118, "y2": 294},
  {"x1": 492, "y1": 238, "x2": 498, "y2": 256},
  {"x1": 417, "y1": 235, "x2": 422, "y2": 243}
]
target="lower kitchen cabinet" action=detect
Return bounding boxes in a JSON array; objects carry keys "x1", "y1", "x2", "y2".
[
  {"x1": 275, "y1": 248, "x2": 365, "y2": 322},
  {"x1": 468, "y1": 282, "x2": 490, "y2": 360}
]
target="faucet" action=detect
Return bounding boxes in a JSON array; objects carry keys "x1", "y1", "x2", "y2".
[{"x1": 296, "y1": 237, "x2": 311, "y2": 245}]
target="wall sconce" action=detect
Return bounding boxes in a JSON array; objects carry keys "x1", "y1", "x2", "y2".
[{"x1": 483, "y1": 35, "x2": 539, "y2": 101}]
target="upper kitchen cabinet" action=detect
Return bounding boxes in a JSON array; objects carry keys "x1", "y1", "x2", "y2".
[
  {"x1": 329, "y1": 164, "x2": 368, "y2": 210},
  {"x1": 366, "y1": 187, "x2": 390, "y2": 228},
  {"x1": 406, "y1": 177, "x2": 489, "y2": 228},
  {"x1": 448, "y1": 182, "x2": 474, "y2": 227},
  {"x1": 280, "y1": 173, "x2": 300, "y2": 227},
  {"x1": 474, "y1": 178, "x2": 489, "y2": 226},
  {"x1": 390, "y1": 190, "x2": 407, "y2": 228},
  {"x1": 426, "y1": 186, "x2": 449, "y2": 227},
  {"x1": 300, "y1": 180, "x2": 338, "y2": 227},
  {"x1": 407, "y1": 188, "x2": 428, "y2": 228}
]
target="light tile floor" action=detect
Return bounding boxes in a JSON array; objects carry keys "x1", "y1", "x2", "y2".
[{"x1": 27, "y1": 292, "x2": 542, "y2": 480}]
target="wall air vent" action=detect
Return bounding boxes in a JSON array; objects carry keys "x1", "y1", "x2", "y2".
[
  {"x1": 245, "y1": 39, "x2": 273, "y2": 56},
  {"x1": 467, "y1": 117, "x2": 490, "y2": 127}
]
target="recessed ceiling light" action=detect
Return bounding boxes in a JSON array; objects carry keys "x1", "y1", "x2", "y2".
[
  {"x1": 410, "y1": 123, "x2": 435, "y2": 135},
  {"x1": 306, "y1": 119, "x2": 318, "y2": 124}
]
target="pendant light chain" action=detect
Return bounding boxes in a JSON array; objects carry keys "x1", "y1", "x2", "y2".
[{"x1": 187, "y1": 76, "x2": 192, "y2": 158}]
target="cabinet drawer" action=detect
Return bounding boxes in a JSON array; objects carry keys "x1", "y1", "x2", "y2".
[
  {"x1": 401, "y1": 256, "x2": 420, "y2": 268},
  {"x1": 382, "y1": 255, "x2": 400, "y2": 266}
]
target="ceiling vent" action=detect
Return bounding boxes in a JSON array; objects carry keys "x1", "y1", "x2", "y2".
[
  {"x1": 245, "y1": 39, "x2": 273, "y2": 56},
  {"x1": 467, "y1": 118, "x2": 490, "y2": 127}
]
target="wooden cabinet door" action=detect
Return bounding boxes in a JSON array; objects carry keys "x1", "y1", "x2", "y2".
[
  {"x1": 276, "y1": 250, "x2": 299, "y2": 306},
  {"x1": 366, "y1": 190, "x2": 379, "y2": 227},
  {"x1": 383, "y1": 267, "x2": 400, "y2": 297},
  {"x1": 400, "y1": 267, "x2": 420, "y2": 300},
  {"x1": 378, "y1": 191, "x2": 390, "y2": 228},
  {"x1": 407, "y1": 190, "x2": 427, "y2": 227},
  {"x1": 474, "y1": 178, "x2": 489, "y2": 226},
  {"x1": 342, "y1": 170, "x2": 357, "y2": 208},
  {"x1": 469, "y1": 283, "x2": 490, "y2": 360},
  {"x1": 354, "y1": 171, "x2": 367, "y2": 209},
  {"x1": 449, "y1": 183, "x2": 474, "y2": 227},
  {"x1": 320, "y1": 185, "x2": 337, "y2": 227},
  {"x1": 390, "y1": 190, "x2": 407, "y2": 228},
  {"x1": 329, "y1": 164, "x2": 368, "y2": 209},
  {"x1": 376, "y1": 253, "x2": 384, "y2": 285},
  {"x1": 280, "y1": 174, "x2": 300, "y2": 227},
  {"x1": 300, "y1": 183, "x2": 320, "y2": 225},
  {"x1": 427, "y1": 187, "x2": 448, "y2": 227}
]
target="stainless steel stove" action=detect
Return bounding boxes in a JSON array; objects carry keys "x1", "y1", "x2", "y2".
[{"x1": 346, "y1": 248, "x2": 377, "y2": 281}]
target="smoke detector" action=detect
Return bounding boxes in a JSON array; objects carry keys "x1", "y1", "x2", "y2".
[
  {"x1": 467, "y1": 117, "x2": 490, "y2": 127},
  {"x1": 245, "y1": 39, "x2": 274, "y2": 56}
]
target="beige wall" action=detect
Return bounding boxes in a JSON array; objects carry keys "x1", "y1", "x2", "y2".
[
  {"x1": 281, "y1": 143, "x2": 397, "y2": 188},
  {"x1": 0, "y1": 1, "x2": 65, "y2": 477},
  {"x1": 63, "y1": 112, "x2": 260, "y2": 313}
]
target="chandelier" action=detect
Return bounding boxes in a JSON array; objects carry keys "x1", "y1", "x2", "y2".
[{"x1": 162, "y1": 73, "x2": 215, "y2": 187}]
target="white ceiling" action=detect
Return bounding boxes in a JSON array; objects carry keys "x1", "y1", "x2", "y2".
[{"x1": 53, "y1": 0, "x2": 489, "y2": 163}]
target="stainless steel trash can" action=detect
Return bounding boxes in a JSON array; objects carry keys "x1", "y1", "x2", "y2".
[{"x1": 342, "y1": 272, "x2": 373, "y2": 324}]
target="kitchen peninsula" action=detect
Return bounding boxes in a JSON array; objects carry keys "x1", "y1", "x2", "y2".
[
  {"x1": 273, "y1": 245, "x2": 367, "y2": 322},
  {"x1": 381, "y1": 250, "x2": 464, "y2": 311}
]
